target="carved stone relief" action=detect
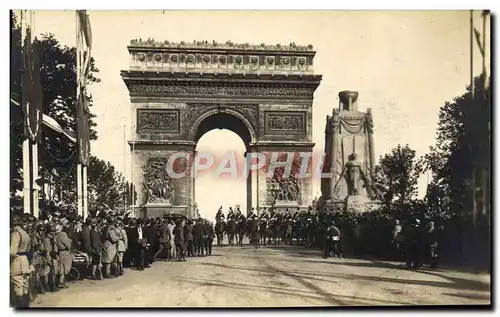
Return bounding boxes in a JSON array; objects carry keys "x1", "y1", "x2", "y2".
[
  {"x1": 264, "y1": 111, "x2": 306, "y2": 135},
  {"x1": 137, "y1": 109, "x2": 180, "y2": 133},
  {"x1": 128, "y1": 82, "x2": 314, "y2": 98},
  {"x1": 143, "y1": 157, "x2": 175, "y2": 204},
  {"x1": 267, "y1": 156, "x2": 302, "y2": 203}
]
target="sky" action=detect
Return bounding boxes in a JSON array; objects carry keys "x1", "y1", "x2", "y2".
[{"x1": 28, "y1": 10, "x2": 489, "y2": 220}]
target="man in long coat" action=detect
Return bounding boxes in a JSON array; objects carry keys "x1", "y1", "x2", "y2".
[
  {"x1": 89, "y1": 218, "x2": 103, "y2": 280},
  {"x1": 54, "y1": 224, "x2": 72, "y2": 288},
  {"x1": 10, "y1": 214, "x2": 31, "y2": 307},
  {"x1": 194, "y1": 218, "x2": 205, "y2": 257},
  {"x1": 116, "y1": 219, "x2": 128, "y2": 275},
  {"x1": 102, "y1": 217, "x2": 119, "y2": 278}
]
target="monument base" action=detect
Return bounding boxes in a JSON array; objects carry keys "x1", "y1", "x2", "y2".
[
  {"x1": 274, "y1": 201, "x2": 299, "y2": 214},
  {"x1": 140, "y1": 204, "x2": 189, "y2": 219},
  {"x1": 319, "y1": 196, "x2": 381, "y2": 214},
  {"x1": 258, "y1": 202, "x2": 307, "y2": 215}
]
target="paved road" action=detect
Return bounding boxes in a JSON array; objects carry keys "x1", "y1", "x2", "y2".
[{"x1": 32, "y1": 244, "x2": 491, "y2": 307}]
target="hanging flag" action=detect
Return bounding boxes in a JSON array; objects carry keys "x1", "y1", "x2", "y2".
[
  {"x1": 76, "y1": 10, "x2": 92, "y2": 166},
  {"x1": 11, "y1": 96, "x2": 77, "y2": 143},
  {"x1": 22, "y1": 27, "x2": 43, "y2": 143},
  {"x1": 77, "y1": 92, "x2": 91, "y2": 165}
]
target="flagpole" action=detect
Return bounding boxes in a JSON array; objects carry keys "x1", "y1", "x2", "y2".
[
  {"x1": 76, "y1": 11, "x2": 83, "y2": 217},
  {"x1": 21, "y1": 10, "x2": 32, "y2": 216},
  {"x1": 30, "y1": 10, "x2": 40, "y2": 218},
  {"x1": 123, "y1": 124, "x2": 126, "y2": 212},
  {"x1": 131, "y1": 141, "x2": 135, "y2": 217},
  {"x1": 469, "y1": 10, "x2": 477, "y2": 225},
  {"x1": 83, "y1": 165, "x2": 88, "y2": 219},
  {"x1": 480, "y1": 11, "x2": 488, "y2": 218}
]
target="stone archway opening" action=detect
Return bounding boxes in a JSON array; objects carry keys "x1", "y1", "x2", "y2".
[{"x1": 193, "y1": 112, "x2": 252, "y2": 219}]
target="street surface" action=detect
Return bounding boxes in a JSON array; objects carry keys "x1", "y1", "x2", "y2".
[{"x1": 33, "y1": 244, "x2": 491, "y2": 307}]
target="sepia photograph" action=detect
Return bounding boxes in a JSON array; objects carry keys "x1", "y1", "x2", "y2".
[{"x1": 8, "y1": 6, "x2": 492, "y2": 309}]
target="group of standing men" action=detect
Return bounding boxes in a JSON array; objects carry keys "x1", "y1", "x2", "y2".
[{"x1": 10, "y1": 204, "x2": 216, "y2": 308}]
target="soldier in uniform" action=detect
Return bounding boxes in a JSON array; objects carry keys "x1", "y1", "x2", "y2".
[
  {"x1": 153, "y1": 218, "x2": 170, "y2": 260},
  {"x1": 248, "y1": 207, "x2": 256, "y2": 219},
  {"x1": 260, "y1": 208, "x2": 269, "y2": 221},
  {"x1": 32, "y1": 223, "x2": 47, "y2": 295},
  {"x1": 116, "y1": 219, "x2": 128, "y2": 276},
  {"x1": 102, "y1": 217, "x2": 119, "y2": 278},
  {"x1": 10, "y1": 214, "x2": 31, "y2": 307},
  {"x1": 227, "y1": 207, "x2": 235, "y2": 220},
  {"x1": 204, "y1": 220, "x2": 215, "y2": 256},
  {"x1": 54, "y1": 224, "x2": 72, "y2": 288},
  {"x1": 41, "y1": 223, "x2": 57, "y2": 291},
  {"x1": 173, "y1": 219, "x2": 186, "y2": 261},
  {"x1": 403, "y1": 218, "x2": 423, "y2": 269},
  {"x1": 215, "y1": 207, "x2": 225, "y2": 222},
  {"x1": 184, "y1": 219, "x2": 194, "y2": 257},
  {"x1": 322, "y1": 219, "x2": 342, "y2": 259},
  {"x1": 194, "y1": 217, "x2": 205, "y2": 257},
  {"x1": 89, "y1": 218, "x2": 104, "y2": 280},
  {"x1": 425, "y1": 221, "x2": 439, "y2": 269},
  {"x1": 24, "y1": 218, "x2": 38, "y2": 301}
]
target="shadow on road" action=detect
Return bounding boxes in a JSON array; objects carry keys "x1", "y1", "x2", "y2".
[
  {"x1": 203, "y1": 250, "x2": 491, "y2": 295},
  {"x1": 173, "y1": 276, "x2": 413, "y2": 306}
]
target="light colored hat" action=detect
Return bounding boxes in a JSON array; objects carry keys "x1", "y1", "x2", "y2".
[{"x1": 55, "y1": 224, "x2": 63, "y2": 233}]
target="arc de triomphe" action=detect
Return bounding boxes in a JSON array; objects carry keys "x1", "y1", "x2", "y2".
[{"x1": 121, "y1": 40, "x2": 322, "y2": 218}]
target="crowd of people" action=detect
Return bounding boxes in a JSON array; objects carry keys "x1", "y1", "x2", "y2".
[{"x1": 10, "y1": 204, "x2": 215, "y2": 308}]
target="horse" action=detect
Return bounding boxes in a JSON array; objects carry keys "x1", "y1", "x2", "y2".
[
  {"x1": 215, "y1": 219, "x2": 225, "y2": 246},
  {"x1": 269, "y1": 217, "x2": 281, "y2": 245},
  {"x1": 226, "y1": 218, "x2": 236, "y2": 246},
  {"x1": 248, "y1": 218, "x2": 260, "y2": 249},
  {"x1": 235, "y1": 217, "x2": 246, "y2": 246}
]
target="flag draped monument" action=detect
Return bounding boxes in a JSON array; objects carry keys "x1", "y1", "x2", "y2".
[{"x1": 319, "y1": 91, "x2": 380, "y2": 213}]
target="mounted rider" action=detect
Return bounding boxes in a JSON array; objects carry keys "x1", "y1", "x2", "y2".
[
  {"x1": 227, "y1": 207, "x2": 235, "y2": 221},
  {"x1": 215, "y1": 207, "x2": 225, "y2": 223},
  {"x1": 235, "y1": 208, "x2": 245, "y2": 222},
  {"x1": 260, "y1": 208, "x2": 270, "y2": 221},
  {"x1": 247, "y1": 207, "x2": 257, "y2": 219}
]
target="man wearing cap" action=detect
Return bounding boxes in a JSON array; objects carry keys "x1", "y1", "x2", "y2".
[
  {"x1": 10, "y1": 214, "x2": 31, "y2": 307},
  {"x1": 89, "y1": 218, "x2": 104, "y2": 280},
  {"x1": 173, "y1": 219, "x2": 186, "y2": 261},
  {"x1": 81, "y1": 217, "x2": 92, "y2": 256},
  {"x1": 153, "y1": 218, "x2": 169, "y2": 260},
  {"x1": 32, "y1": 223, "x2": 47, "y2": 295},
  {"x1": 102, "y1": 217, "x2": 119, "y2": 278},
  {"x1": 194, "y1": 217, "x2": 205, "y2": 257},
  {"x1": 42, "y1": 223, "x2": 59, "y2": 291},
  {"x1": 204, "y1": 220, "x2": 215, "y2": 256},
  {"x1": 116, "y1": 219, "x2": 128, "y2": 276},
  {"x1": 184, "y1": 220, "x2": 194, "y2": 257},
  {"x1": 54, "y1": 223, "x2": 72, "y2": 288}
]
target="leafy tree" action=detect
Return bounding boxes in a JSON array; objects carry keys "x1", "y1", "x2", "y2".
[
  {"x1": 10, "y1": 12, "x2": 100, "y2": 203},
  {"x1": 88, "y1": 155, "x2": 133, "y2": 210},
  {"x1": 422, "y1": 75, "x2": 491, "y2": 219},
  {"x1": 373, "y1": 144, "x2": 423, "y2": 211}
]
